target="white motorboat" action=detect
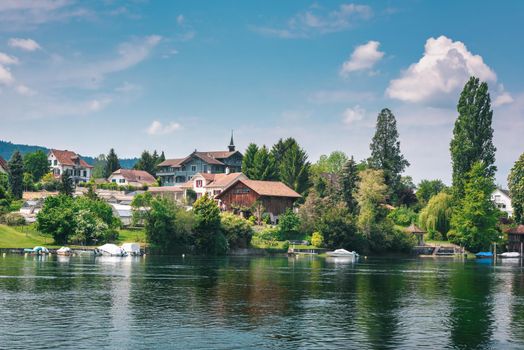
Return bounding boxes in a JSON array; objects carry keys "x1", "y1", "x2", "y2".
[
  {"x1": 326, "y1": 249, "x2": 359, "y2": 258},
  {"x1": 499, "y1": 252, "x2": 521, "y2": 258},
  {"x1": 56, "y1": 247, "x2": 72, "y2": 256},
  {"x1": 97, "y1": 244, "x2": 127, "y2": 257},
  {"x1": 121, "y1": 243, "x2": 141, "y2": 256}
]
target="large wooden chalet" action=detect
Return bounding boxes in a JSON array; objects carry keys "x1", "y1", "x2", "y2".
[{"x1": 215, "y1": 179, "x2": 301, "y2": 223}]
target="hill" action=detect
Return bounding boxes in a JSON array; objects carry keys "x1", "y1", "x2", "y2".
[{"x1": 0, "y1": 140, "x2": 138, "y2": 169}]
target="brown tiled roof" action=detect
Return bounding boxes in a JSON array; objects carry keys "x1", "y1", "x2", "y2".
[
  {"x1": 148, "y1": 186, "x2": 184, "y2": 193},
  {"x1": 405, "y1": 223, "x2": 426, "y2": 234},
  {"x1": 0, "y1": 156, "x2": 8, "y2": 172},
  {"x1": 206, "y1": 172, "x2": 245, "y2": 188},
  {"x1": 50, "y1": 149, "x2": 93, "y2": 168},
  {"x1": 507, "y1": 225, "x2": 524, "y2": 235},
  {"x1": 202, "y1": 151, "x2": 239, "y2": 159},
  {"x1": 158, "y1": 158, "x2": 186, "y2": 167},
  {"x1": 195, "y1": 172, "x2": 216, "y2": 181},
  {"x1": 218, "y1": 179, "x2": 301, "y2": 198},
  {"x1": 192, "y1": 152, "x2": 225, "y2": 165},
  {"x1": 112, "y1": 169, "x2": 156, "y2": 185}
]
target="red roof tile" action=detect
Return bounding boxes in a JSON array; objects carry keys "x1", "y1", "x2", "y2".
[
  {"x1": 206, "y1": 172, "x2": 245, "y2": 188},
  {"x1": 50, "y1": 149, "x2": 93, "y2": 168},
  {"x1": 148, "y1": 186, "x2": 184, "y2": 193},
  {"x1": 507, "y1": 225, "x2": 524, "y2": 235},
  {"x1": 217, "y1": 179, "x2": 301, "y2": 198},
  {"x1": 111, "y1": 169, "x2": 156, "y2": 185}
]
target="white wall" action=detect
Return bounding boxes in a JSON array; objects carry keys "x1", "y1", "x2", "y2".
[{"x1": 491, "y1": 189, "x2": 513, "y2": 217}]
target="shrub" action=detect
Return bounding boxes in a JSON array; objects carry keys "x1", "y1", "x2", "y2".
[
  {"x1": 278, "y1": 209, "x2": 300, "y2": 239},
  {"x1": 387, "y1": 206, "x2": 418, "y2": 227},
  {"x1": 256, "y1": 226, "x2": 281, "y2": 241},
  {"x1": 220, "y1": 212, "x2": 254, "y2": 249},
  {"x1": 1, "y1": 212, "x2": 26, "y2": 226},
  {"x1": 311, "y1": 231, "x2": 324, "y2": 247}
]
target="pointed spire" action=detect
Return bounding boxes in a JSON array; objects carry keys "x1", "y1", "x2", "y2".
[{"x1": 228, "y1": 130, "x2": 235, "y2": 152}]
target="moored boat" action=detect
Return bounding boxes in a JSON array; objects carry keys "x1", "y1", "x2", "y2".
[
  {"x1": 97, "y1": 244, "x2": 127, "y2": 257},
  {"x1": 326, "y1": 249, "x2": 359, "y2": 258},
  {"x1": 121, "y1": 243, "x2": 141, "y2": 256},
  {"x1": 499, "y1": 252, "x2": 521, "y2": 258},
  {"x1": 475, "y1": 252, "x2": 493, "y2": 259},
  {"x1": 56, "y1": 247, "x2": 72, "y2": 256}
]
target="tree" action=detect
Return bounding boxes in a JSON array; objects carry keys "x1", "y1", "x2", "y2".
[
  {"x1": 156, "y1": 151, "x2": 166, "y2": 173},
  {"x1": 8, "y1": 150, "x2": 24, "y2": 199},
  {"x1": 416, "y1": 179, "x2": 447, "y2": 206},
  {"x1": 36, "y1": 195, "x2": 76, "y2": 244},
  {"x1": 271, "y1": 137, "x2": 296, "y2": 178},
  {"x1": 278, "y1": 209, "x2": 300, "y2": 239},
  {"x1": 508, "y1": 152, "x2": 524, "y2": 224},
  {"x1": 252, "y1": 146, "x2": 278, "y2": 180},
  {"x1": 339, "y1": 156, "x2": 359, "y2": 213},
  {"x1": 396, "y1": 176, "x2": 418, "y2": 207},
  {"x1": 312, "y1": 151, "x2": 349, "y2": 175},
  {"x1": 368, "y1": 108, "x2": 409, "y2": 204},
  {"x1": 134, "y1": 150, "x2": 156, "y2": 176},
  {"x1": 450, "y1": 77, "x2": 496, "y2": 199},
  {"x1": 23, "y1": 150, "x2": 49, "y2": 182},
  {"x1": 317, "y1": 202, "x2": 365, "y2": 252},
  {"x1": 220, "y1": 212, "x2": 253, "y2": 249},
  {"x1": 23, "y1": 173, "x2": 34, "y2": 192},
  {"x1": 419, "y1": 192, "x2": 453, "y2": 239},
  {"x1": 278, "y1": 140, "x2": 310, "y2": 195},
  {"x1": 449, "y1": 162, "x2": 499, "y2": 252},
  {"x1": 242, "y1": 143, "x2": 258, "y2": 179},
  {"x1": 192, "y1": 194, "x2": 225, "y2": 254},
  {"x1": 355, "y1": 169, "x2": 388, "y2": 236},
  {"x1": 92, "y1": 154, "x2": 107, "y2": 179},
  {"x1": 59, "y1": 170, "x2": 74, "y2": 196},
  {"x1": 104, "y1": 149, "x2": 120, "y2": 178}
]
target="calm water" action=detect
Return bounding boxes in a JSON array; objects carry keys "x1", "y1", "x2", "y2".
[{"x1": 0, "y1": 254, "x2": 523, "y2": 349}]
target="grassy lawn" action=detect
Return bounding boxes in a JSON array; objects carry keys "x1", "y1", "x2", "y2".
[{"x1": 116, "y1": 229, "x2": 146, "y2": 244}]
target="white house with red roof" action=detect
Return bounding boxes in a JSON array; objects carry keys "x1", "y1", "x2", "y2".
[
  {"x1": 108, "y1": 169, "x2": 156, "y2": 187},
  {"x1": 48, "y1": 149, "x2": 93, "y2": 183}
]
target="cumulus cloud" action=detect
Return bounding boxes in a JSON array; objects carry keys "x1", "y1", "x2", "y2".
[
  {"x1": 494, "y1": 92, "x2": 514, "y2": 107},
  {"x1": 253, "y1": 3, "x2": 373, "y2": 38},
  {"x1": 8, "y1": 38, "x2": 41, "y2": 51},
  {"x1": 386, "y1": 36, "x2": 503, "y2": 104},
  {"x1": 340, "y1": 40, "x2": 384, "y2": 77},
  {"x1": 147, "y1": 121, "x2": 182, "y2": 135},
  {"x1": 342, "y1": 105, "x2": 365, "y2": 124}
]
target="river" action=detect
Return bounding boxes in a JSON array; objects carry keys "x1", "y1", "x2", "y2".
[{"x1": 0, "y1": 254, "x2": 523, "y2": 349}]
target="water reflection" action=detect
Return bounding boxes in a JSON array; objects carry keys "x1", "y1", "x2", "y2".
[{"x1": 0, "y1": 255, "x2": 523, "y2": 349}]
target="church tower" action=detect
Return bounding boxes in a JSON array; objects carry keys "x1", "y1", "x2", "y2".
[{"x1": 228, "y1": 130, "x2": 235, "y2": 152}]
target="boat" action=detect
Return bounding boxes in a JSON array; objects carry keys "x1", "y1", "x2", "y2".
[
  {"x1": 499, "y1": 252, "x2": 521, "y2": 258},
  {"x1": 56, "y1": 247, "x2": 72, "y2": 256},
  {"x1": 326, "y1": 249, "x2": 359, "y2": 258},
  {"x1": 97, "y1": 244, "x2": 127, "y2": 257},
  {"x1": 475, "y1": 251, "x2": 493, "y2": 259},
  {"x1": 121, "y1": 243, "x2": 141, "y2": 256},
  {"x1": 31, "y1": 246, "x2": 50, "y2": 255}
]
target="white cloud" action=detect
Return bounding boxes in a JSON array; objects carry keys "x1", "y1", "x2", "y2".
[
  {"x1": 8, "y1": 38, "x2": 41, "y2": 51},
  {"x1": 88, "y1": 98, "x2": 111, "y2": 112},
  {"x1": 340, "y1": 40, "x2": 384, "y2": 77},
  {"x1": 387, "y1": 36, "x2": 499, "y2": 104},
  {"x1": 253, "y1": 3, "x2": 373, "y2": 38},
  {"x1": 147, "y1": 121, "x2": 182, "y2": 135},
  {"x1": 0, "y1": 65, "x2": 14, "y2": 85},
  {"x1": 16, "y1": 84, "x2": 36, "y2": 96},
  {"x1": 176, "y1": 14, "x2": 184, "y2": 26},
  {"x1": 342, "y1": 105, "x2": 365, "y2": 124},
  {"x1": 494, "y1": 92, "x2": 514, "y2": 107},
  {"x1": 0, "y1": 52, "x2": 18, "y2": 65}
]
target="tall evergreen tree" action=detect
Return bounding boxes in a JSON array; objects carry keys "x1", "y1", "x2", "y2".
[
  {"x1": 104, "y1": 149, "x2": 120, "y2": 178},
  {"x1": 508, "y1": 152, "x2": 524, "y2": 224},
  {"x1": 134, "y1": 150, "x2": 156, "y2": 175},
  {"x1": 339, "y1": 156, "x2": 359, "y2": 213},
  {"x1": 92, "y1": 154, "x2": 107, "y2": 179},
  {"x1": 59, "y1": 170, "x2": 74, "y2": 196},
  {"x1": 368, "y1": 108, "x2": 409, "y2": 204},
  {"x1": 23, "y1": 150, "x2": 49, "y2": 182},
  {"x1": 450, "y1": 77, "x2": 496, "y2": 199},
  {"x1": 8, "y1": 150, "x2": 24, "y2": 199},
  {"x1": 252, "y1": 146, "x2": 278, "y2": 180},
  {"x1": 279, "y1": 141, "x2": 310, "y2": 195},
  {"x1": 242, "y1": 143, "x2": 258, "y2": 179}
]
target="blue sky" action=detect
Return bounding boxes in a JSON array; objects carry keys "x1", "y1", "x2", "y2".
[{"x1": 0, "y1": 1, "x2": 523, "y2": 185}]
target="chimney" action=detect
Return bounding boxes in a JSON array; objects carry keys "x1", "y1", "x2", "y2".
[{"x1": 225, "y1": 167, "x2": 230, "y2": 175}]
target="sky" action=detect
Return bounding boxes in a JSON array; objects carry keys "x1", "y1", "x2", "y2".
[{"x1": 0, "y1": 0, "x2": 523, "y2": 186}]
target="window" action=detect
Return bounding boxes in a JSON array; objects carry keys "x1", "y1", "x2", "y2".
[
  {"x1": 196, "y1": 180, "x2": 203, "y2": 188},
  {"x1": 214, "y1": 190, "x2": 221, "y2": 195},
  {"x1": 83, "y1": 171, "x2": 87, "y2": 177},
  {"x1": 119, "y1": 179, "x2": 125, "y2": 184},
  {"x1": 191, "y1": 165, "x2": 197, "y2": 172},
  {"x1": 53, "y1": 160, "x2": 57, "y2": 166},
  {"x1": 112, "y1": 179, "x2": 116, "y2": 183}
]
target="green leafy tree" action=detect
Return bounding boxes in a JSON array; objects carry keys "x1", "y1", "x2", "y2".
[
  {"x1": 36, "y1": 195, "x2": 76, "y2": 244},
  {"x1": 104, "y1": 149, "x2": 120, "y2": 178},
  {"x1": 449, "y1": 162, "x2": 499, "y2": 252},
  {"x1": 134, "y1": 150, "x2": 156, "y2": 176},
  {"x1": 416, "y1": 179, "x2": 447, "y2": 207},
  {"x1": 70, "y1": 209, "x2": 109, "y2": 245},
  {"x1": 356, "y1": 169, "x2": 388, "y2": 235},
  {"x1": 339, "y1": 156, "x2": 359, "y2": 213},
  {"x1": 450, "y1": 77, "x2": 496, "y2": 200},
  {"x1": 92, "y1": 154, "x2": 107, "y2": 179},
  {"x1": 23, "y1": 172, "x2": 34, "y2": 192},
  {"x1": 193, "y1": 194, "x2": 225, "y2": 254},
  {"x1": 278, "y1": 209, "x2": 300, "y2": 239},
  {"x1": 41, "y1": 173, "x2": 60, "y2": 191},
  {"x1": 59, "y1": 170, "x2": 74, "y2": 196},
  {"x1": 252, "y1": 146, "x2": 278, "y2": 180},
  {"x1": 278, "y1": 140, "x2": 310, "y2": 195},
  {"x1": 220, "y1": 212, "x2": 253, "y2": 249},
  {"x1": 317, "y1": 202, "x2": 365, "y2": 251},
  {"x1": 368, "y1": 108, "x2": 409, "y2": 204},
  {"x1": 8, "y1": 150, "x2": 24, "y2": 199},
  {"x1": 419, "y1": 192, "x2": 453, "y2": 239},
  {"x1": 312, "y1": 151, "x2": 349, "y2": 175},
  {"x1": 508, "y1": 152, "x2": 524, "y2": 224},
  {"x1": 23, "y1": 150, "x2": 49, "y2": 182},
  {"x1": 242, "y1": 143, "x2": 258, "y2": 179}
]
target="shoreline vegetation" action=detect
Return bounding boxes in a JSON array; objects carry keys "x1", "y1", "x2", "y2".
[{"x1": 0, "y1": 76, "x2": 522, "y2": 256}]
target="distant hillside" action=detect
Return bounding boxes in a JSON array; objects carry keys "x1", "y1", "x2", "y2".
[{"x1": 0, "y1": 140, "x2": 139, "y2": 169}]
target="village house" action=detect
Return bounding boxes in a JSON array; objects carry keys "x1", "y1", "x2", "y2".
[
  {"x1": 148, "y1": 186, "x2": 186, "y2": 203},
  {"x1": 156, "y1": 134, "x2": 243, "y2": 186},
  {"x1": 0, "y1": 156, "x2": 7, "y2": 174},
  {"x1": 215, "y1": 179, "x2": 301, "y2": 223},
  {"x1": 506, "y1": 225, "x2": 524, "y2": 253},
  {"x1": 182, "y1": 171, "x2": 247, "y2": 199},
  {"x1": 491, "y1": 188, "x2": 513, "y2": 217},
  {"x1": 108, "y1": 169, "x2": 156, "y2": 187},
  {"x1": 48, "y1": 149, "x2": 93, "y2": 183}
]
